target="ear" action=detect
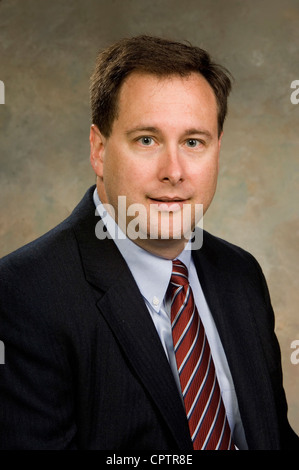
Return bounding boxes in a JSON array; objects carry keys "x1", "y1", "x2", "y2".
[{"x1": 90, "y1": 124, "x2": 106, "y2": 178}]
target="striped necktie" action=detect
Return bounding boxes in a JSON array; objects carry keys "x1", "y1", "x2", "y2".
[{"x1": 170, "y1": 260, "x2": 235, "y2": 450}]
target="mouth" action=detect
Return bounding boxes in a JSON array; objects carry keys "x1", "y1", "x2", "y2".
[{"x1": 148, "y1": 196, "x2": 189, "y2": 212}]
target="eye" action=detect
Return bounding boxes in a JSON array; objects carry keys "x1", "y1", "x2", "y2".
[
  {"x1": 185, "y1": 138, "x2": 202, "y2": 148},
  {"x1": 138, "y1": 136, "x2": 154, "y2": 146}
]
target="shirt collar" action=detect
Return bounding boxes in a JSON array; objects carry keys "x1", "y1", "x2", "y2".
[{"x1": 93, "y1": 188, "x2": 191, "y2": 312}]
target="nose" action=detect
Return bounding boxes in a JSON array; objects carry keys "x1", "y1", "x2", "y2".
[{"x1": 157, "y1": 144, "x2": 184, "y2": 185}]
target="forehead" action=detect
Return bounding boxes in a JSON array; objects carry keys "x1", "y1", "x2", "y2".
[
  {"x1": 115, "y1": 71, "x2": 218, "y2": 131},
  {"x1": 119, "y1": 71, "x2": 217, "y2": 104}
]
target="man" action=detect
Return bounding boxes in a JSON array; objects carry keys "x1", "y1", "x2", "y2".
[{"x1": 0, "y1": 35, "x2": 298, "y2": 450}]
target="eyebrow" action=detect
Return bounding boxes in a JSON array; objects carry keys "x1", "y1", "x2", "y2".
[
  {"x1": 184, "y1": 128, "x2": 213, "y2": 139},
  {"x1": 125, "y1": 126, "x2": 160, "y2": 136},
  {"x1": 125, "y1": 126, "x2": 213, "y2": 139}
]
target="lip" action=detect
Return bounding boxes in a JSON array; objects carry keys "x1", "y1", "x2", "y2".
[
  {"x1": 148, "y1": 196, "x2": 187, "y2": 202},
  {"x1": 148, "y1": 196, "x2": 189, "y2": 212}
]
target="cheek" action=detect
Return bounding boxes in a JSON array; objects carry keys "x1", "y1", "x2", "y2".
[
  {"x1": 195, "y1": 159, "x2": 219, "y2": 188},
  {"x1": 208, "y1": 162, "x2": 219, "y2": 186},
  {"x1": 103, "y1": 152, "x2": 145, "y2": 200},
  {"x1": 192, "y1": 159, "x2": 219, "y2": 210}
]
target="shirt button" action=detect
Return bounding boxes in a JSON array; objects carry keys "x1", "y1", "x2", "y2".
[{"x1": 152, "y1": 296, "x2": 159, "y2": 306}]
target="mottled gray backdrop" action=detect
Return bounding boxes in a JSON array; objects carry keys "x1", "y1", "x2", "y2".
[{"x1": 1, "y1": 0, "x2": 298, "y2": 434}]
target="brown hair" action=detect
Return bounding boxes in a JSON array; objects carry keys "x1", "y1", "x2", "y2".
[{"x1": 90, "y1": 35, "x2": 232, "y2": 137}]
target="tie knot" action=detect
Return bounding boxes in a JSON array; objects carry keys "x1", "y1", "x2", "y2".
[{"x1": 171, "y1": 260, "x2": 189, "y2": 288}]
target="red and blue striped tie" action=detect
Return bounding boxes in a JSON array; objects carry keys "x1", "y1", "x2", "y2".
[{"x1": 170, "y1": 260, "x2": 235, "y2": 450}]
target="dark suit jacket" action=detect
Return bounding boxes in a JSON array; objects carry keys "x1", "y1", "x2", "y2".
[{"x1": 0, "y1": 186, "x2": 298, "y2": 450}]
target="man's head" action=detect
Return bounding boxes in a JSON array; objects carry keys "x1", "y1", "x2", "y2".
[
  {"x1": 90, "y1": 35, "x2": 232, "y2": 138},
  {"x1": 89, "y1": 36, "x2": 232, "y2": 259}
]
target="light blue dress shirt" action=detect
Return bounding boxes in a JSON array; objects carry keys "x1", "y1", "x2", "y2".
[{"x1": 93, "y1": 188, "x2": 247, "y2": 449}]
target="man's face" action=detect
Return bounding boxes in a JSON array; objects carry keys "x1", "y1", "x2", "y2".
[{"x1": 90, "y1": 71, "x2": 222, "y2": 257}]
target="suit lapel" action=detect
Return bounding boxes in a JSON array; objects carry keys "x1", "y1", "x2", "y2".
[
  {"x1": 192, "y1": 234, "x2": 280, "y2": 449},
  {"x1": 71, "y1": 188, "x2": 192, "y2": 450}
]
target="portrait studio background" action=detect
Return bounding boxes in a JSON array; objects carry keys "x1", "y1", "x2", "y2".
[{"x1": 1, "y1": 0, "x2": 298, "y2": 435}]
